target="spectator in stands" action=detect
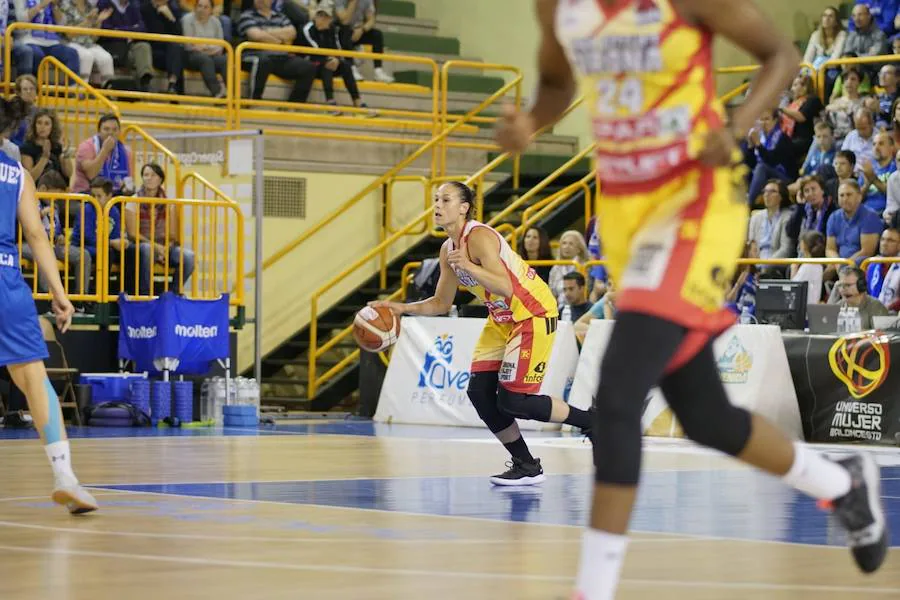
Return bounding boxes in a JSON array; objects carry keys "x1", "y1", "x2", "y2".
[
  {"x1": 861, "y1": 131, "x2": 896, "y2": 214},
  {"x1": 836, "y1": 265, "x2": 891, "y2": 328},
  {"x1": 11, "y1": 0, "x2": 81, "y2": 76},
  {"x1": 97, "y1": 0, "x2": 154, "y2": 92},
  {"x1": 72, "y1": 175, "x2": 137, "y2": 296},
  {"x1": 181, "y1": 0, "x2": 227, "y2": 97},
  {"x1": 559, "y1": 271, "x2": 592, "y2": 323},
  {"x1": 725, "y1": 241, "x2": 760, "y2": 317},
  {"x1": 20, "y1": 109, "x2": 72, "y2": 183},
  {"x1": 574, "y1": 281, "x2": 617, "y2": 342},
  {"x1": 517, "y1": 225, "x2": 553, "y2": 284},
  {"x1": 21, "y1": 170, "x2": 92, "y2": 303},
  {"x1": 791, "y1": 230, "x2": 827, "y2": 303},
  {"x1": 745, "y1": 108, "x2": 795, "y2": 204},
  {"x1": 845, "y1": 4, "x2": 889, "y2": 59},
  {"x1": 238, "y1": 0, "x2": 315, "y2": 103},
  {"x1": 334, "y1": 0, "x2": 392, "y2": 83},
  {"x1": 748, "y1": 179, "x2": 793, "y2": 260},
  {"x1": 830, "y1": 53, "x2": 875, "y2": 102},
  {"x1": 825, "y1": 68, "x2": 865, "y2": 143},
  {"x1": 802, "y1": 121, "x2": 837, "y2": 181},
  {"x1": 893, "y1": 32, "x2": 900, "y2": 54},
  {"x1": 58, "y1": 0, "x2": 116, "y2": 86},
  {"x1": 585, "y1": 218, "x2": 608, "y2": 302},
  {"x1": 876, "y1": 64, "x2": 899, "y2": 123},
  {"x1": 9, "y1": 74, "x2": 39, "y2": 147},
  {"x1": 300, "y1": 1, "x2": 373, "y2": 115},
  {"x1": 180, "y1": 0, "x2": 231, "y2": 41},
  {"x1": 1, "y1": 0, "x2": 37, "y2": 78},
  {"x1": 843, "y1": 107, "x2": 877, "y2": 171},
  {"x1": 141, "y1": 0, "x2": 186, "y2": 94},
  {"x1": 74, "y1": 113, "x2": 134, "y2": 196},
  {"x1": 827, "y1": 179, "x2": 883, "y2": 266},
  {"x1": 272, "y1": 0, "x2": 309, "y2": 37},
  {"x1": 548, "y1": 229, "x2": 589, "y2": 304},
  {"x1": 850, "y1": 0, "x2": 898, "y2": 37},
  {"x1": 828, "y1": 149, "x2": 862, "y2": 201},
  {"x1": 889, "y1": 97, "x2": 900, "y2": 146},
  {"x1": 865, "y1": 227, "x2": 900, "y2": 302},
  {"x1": 788, "y1": 175, "x2": 838, "y2": 243},
  {"x1": 804, "y1": 6, "x2": 847, "y2": 70},
  {"x1": 885, "y1": 147, "x2": 900, "y2": 222},
  {"x1": 130, "y1": 162, "x2": 195, "y2": 294},
  {"x1": 779, "y1": 73, "x2": 823, "y2": 159}
]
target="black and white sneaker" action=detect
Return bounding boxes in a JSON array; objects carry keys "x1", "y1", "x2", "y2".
[
  {"x1": 489, "y1": 457, "x2": 546, "y2": 486},
  {"x1": 820, "y1": 453, "x2": 889, "y2": 574}
]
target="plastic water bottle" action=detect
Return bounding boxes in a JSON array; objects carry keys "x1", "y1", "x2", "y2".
[
  {"x1": 837, "y1": 306, "x2": 849, "y2": 334},
  {"x1": 740, "y1": 305, "x2": 753, "y2": 325},
  {"x1": 849, "y1": 307, "x2": 862, "y2": 332},
  {"x1": 448, "y1": 305, "x2": 459, "y2": 318}
]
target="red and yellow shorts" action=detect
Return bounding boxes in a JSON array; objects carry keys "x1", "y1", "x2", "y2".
[
  {"x1": 470, "y1": 316, "x2": 558, "y2": 394},
  {"x1": 598, "y1": 167, "x2": 748, "y2": 366}
]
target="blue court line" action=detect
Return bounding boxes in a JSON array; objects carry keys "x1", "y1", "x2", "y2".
[{"x1": 94, "y1": 468, "x2": 900, "y2": 548}]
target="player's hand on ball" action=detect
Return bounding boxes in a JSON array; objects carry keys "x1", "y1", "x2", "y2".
[
  {"x1": 697, "y1": 128, "x2": 739, "y2": 168},
  {"x1": 494, "y1": 104, "x2": 536, "y2": 154},
  {"x1": 368, "y1": 300, "x2": 404, "y2": 316},
  {"x1": 51, "y1": 294, "x2": 74, "y2": 333}
]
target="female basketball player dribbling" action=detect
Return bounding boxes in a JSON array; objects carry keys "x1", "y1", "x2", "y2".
[
  {"x1": 495, "y1": 0, "x2": 887, "y2": 598},
  {"x1": 372, "y1": 181, "x2": 593, "y2": 486},
  {"x1": 0, "y1": 97, "x2": 97, "y2": 514}
]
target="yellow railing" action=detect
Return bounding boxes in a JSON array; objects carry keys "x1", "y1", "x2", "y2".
[
  {"x1": 18, "y1": 192, "x2": 104, "y2": 303},
  {"x1": 5, "y1": 23, "x2": 235, "y2": 125},
  {"x1": 35, "y1": 57, "x2": 122, "y2": 152},
  {"x1": 103, "y1": 196, "x2": 244, "y2": 305},
  {"x1": 519, "y1": 172, "x2": 595, "y2": 237},
  {"x1": 439, "y1": 60, "x2": 523, "y2": 182},
  {"x1": 818, "y1": 55, "x2": 900, "y2": 102},
  {"x1": 253, "y1": 74, "x2": 525, "y2": 283},
  {"x1": 122, "y1": 124, "x2": 184, "y2": 198}
]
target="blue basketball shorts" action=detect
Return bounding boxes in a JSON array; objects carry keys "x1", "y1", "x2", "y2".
[{"x1": 0, "y1": 268, "x2": 49, "y2": 367}]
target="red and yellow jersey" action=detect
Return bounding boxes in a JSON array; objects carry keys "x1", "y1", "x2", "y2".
[
  {"x1": 554, "y1": 0, "x2": 724, "y2": 195},
  {"x1": 448, "y1": 221, "x2": 559, "y2": 323}
]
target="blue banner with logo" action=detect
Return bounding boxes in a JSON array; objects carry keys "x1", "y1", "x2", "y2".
[{"x1": 118, "y1": 293, "x2": 230, "y2": 374}]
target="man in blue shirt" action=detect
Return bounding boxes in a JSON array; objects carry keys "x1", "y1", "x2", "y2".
[
  {"x1": 861, "y1": 131, "x2": 897, "y2": 215},
  {"x1": 827, "y1": 179, "x2": 884, "y2": 266},
  {"x1": 71, "y1": 176, "x2": 132, "y2": 295}
]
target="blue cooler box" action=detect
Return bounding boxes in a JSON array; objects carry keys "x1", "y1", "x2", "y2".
[{"x1": 79, "y1": 373, "x2": 148, "y2": 405}]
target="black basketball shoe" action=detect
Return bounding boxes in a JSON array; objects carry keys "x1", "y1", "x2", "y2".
[
  {"x1": 819, "y1": 453, "x2": 889, "y2": 574},
  {"x1": 489, "y1": 457, "x2": 546, "y2": 486}
]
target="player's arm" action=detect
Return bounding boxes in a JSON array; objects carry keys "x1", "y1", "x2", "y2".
[
  {"x1": 682, "y1": 0, "x2": 800, "y2": 163},
  {"x1": 450, "y1": 228, "x2": 514, "y2": 298},
  {"x1": 495, "y1": 0, "x2": 575, "y2": 153},
  {"x1": 371, "y1": 242, "x2": 459, "y2": 316},
  {"x1": 17, "y1": 171, "x2": 74, "y2": 332}
]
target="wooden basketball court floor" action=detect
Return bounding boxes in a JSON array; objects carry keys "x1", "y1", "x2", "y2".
[{"x1": 0, "y1": 421, "x2": 897, "y2": 599}]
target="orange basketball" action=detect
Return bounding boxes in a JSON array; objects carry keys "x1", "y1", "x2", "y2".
[{"x1": 353, "y1": 306, "x2": 400, "y2": 353}]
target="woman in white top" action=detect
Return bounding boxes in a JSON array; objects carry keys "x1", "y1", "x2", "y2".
[
  {"x1": 824, "y1": 67, "x2": 864, "y2": 143},
  {"x1": 803, "y1": 6, "x2": 846, "y2": 70},
  {"x1": 57, "y1": 0, "x2": 116, "y2": 86},
  {"x1": 748, "y1": 179, "x2": 793, "y2": 260},
  {"x1": 791, "y1": 230, "x2": 826, "y2": 303},
  {"x1": 547, "y1": 229, "x2": 589, "y2": 305}
]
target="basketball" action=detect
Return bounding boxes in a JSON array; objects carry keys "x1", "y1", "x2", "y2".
[{"x1": 353, "y1": 305, "x2": 400, "y2": 353}]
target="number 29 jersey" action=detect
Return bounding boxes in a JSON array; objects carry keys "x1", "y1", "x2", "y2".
[{"x1": 554, "y1": 0, "x2": 725, "y2": 195}]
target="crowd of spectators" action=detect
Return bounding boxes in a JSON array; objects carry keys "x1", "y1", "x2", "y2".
[{"x1": 0, "y1": 0, "x2": 393, "y2": 109}]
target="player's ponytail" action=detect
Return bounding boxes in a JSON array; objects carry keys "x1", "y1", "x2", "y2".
[
  {"x1": 447, "y1": 181, "x2": 476, "y2": 220},
  {"x1": 0, "y1": 96, "x2": 28, "y2": 137}
]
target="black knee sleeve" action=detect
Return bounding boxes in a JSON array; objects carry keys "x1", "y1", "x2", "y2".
[
  {"x1": 496, "y1": 386, "x2": 552, "y2": 422},
  {"x1": 592, "y1": 313, "x2": 686, "y2": 486},
  {"x1": 661, "y1": 345, "x2": 752, "y2": 457},
  {"x1": 467, "y1": 372, "x2": 514, "y2": 434}
]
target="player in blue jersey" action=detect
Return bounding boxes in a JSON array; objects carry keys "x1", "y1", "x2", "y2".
[{"x1": 0, "y1": 96, "x2": 97, "y2": 514}]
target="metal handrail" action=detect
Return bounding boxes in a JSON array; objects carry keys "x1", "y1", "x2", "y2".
[
  {"x1": 519, "y1": 174, "x2": 594, "y2": 236},
  {"x1": 122, "y1": 124, "x2": 184, "y2": 197},
  {"x1": 5, "y1": 22, "x2": 235, "y2": 125}
]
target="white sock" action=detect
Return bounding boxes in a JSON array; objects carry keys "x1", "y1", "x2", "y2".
[
  {"x1": 44, "y1": 441, "x2": 77, "y2": 486},
  {"x1": 782, "y1": 442, "x2": 852, "y2": 501},
  {"x1": 574, "y1": 528, "x2": 628, "y2": 600}
]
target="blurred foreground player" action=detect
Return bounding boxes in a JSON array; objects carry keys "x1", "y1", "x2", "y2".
[
  {"x1": 495, "y1": 0, "x2": 888, "y2": 597},
  {"x1": 0, "y1": 97, "x2": 98, "y2": 514},
  {"x1": 372, "y1": 181, "x2": 592, "y2": 485}
]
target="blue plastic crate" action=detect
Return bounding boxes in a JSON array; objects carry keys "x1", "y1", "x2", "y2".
[{"x1": 79, "y1": 373, "x2": 148, "y2": 404}]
